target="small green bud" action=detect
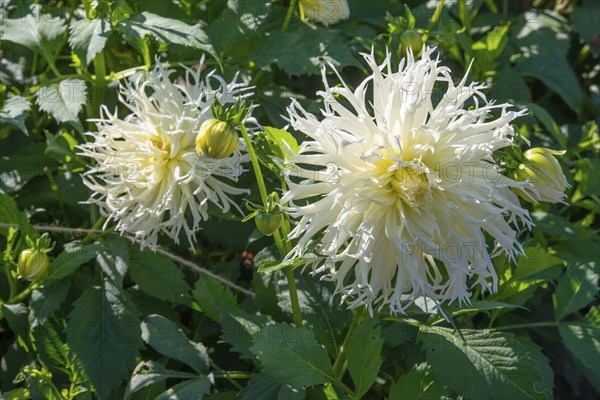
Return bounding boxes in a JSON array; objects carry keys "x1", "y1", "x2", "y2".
[
  {"x1": 255, "y1": 211, "x2": 283, "y2": 236},
  {"x1": 18, "y1": 249, "x2": 49, "y2": 282},
  {"x1": 195, "y1": 118, "x2": 239, "y2": 159},
  {"x1": 399, "y1": 30, "x2": 423, "y2": 57}
]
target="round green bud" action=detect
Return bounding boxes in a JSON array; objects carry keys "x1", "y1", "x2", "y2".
[
  {"x1": 399, "y1": 30, "x2": 423, "y2": 57},
  {"x1": 255, "y1": 212, "x2": 283, "y2": 236},
  {"x1": 513, "y1": 147, "x2": 568, "y2": 204},
  {"x1": 195, "y1": 119, "x2": 239, "y2": 159}
]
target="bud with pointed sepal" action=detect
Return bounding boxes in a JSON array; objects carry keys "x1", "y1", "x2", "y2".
[
  {"x1": 513, "y1": 147, "x2": 569, "y2": 204},
  {"x1": 18, "y1": 249, "x2": 49, "y2": 282},
  {"x1": 195, "y1": 118, "x2": 239, "y2": 159}
]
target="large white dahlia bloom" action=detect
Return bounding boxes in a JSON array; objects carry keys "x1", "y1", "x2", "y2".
[
  {"x1": 282, "y1": 48, "x2": 534, "y2": 314},
  {"x1": 79, "y1": 60, "x2": 251, "y2": 248}
]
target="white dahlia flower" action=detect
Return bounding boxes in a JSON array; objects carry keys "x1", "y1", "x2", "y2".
[
  {"x1": 79, "y1": 59, "x2": 252, "y2": 248},
  {"x1": 282, "y1": 48, "x2": 535, "y2": 314}
]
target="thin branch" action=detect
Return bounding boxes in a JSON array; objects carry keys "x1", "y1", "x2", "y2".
[{"x1": 0, "y1": 223, "x2": 255, "y2": 298}]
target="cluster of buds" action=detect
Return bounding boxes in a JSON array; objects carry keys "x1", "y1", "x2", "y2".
[
  {"x1": 512, "y1": 147, "x2": 569, "y2": 204},
  {"x1": 195, "y1": 99, "x2": 252, "y2": 160},
  {"x1": 17, "y1": 233, "x2": 54, "y2": 282}
]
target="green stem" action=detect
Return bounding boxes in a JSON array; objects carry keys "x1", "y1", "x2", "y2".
[
  {"x1": 495, "y1": 321, "x2": 558, "y2": 331},
  {"x1": 332, "y1": 307, "x2": 366, "y2": 379},
  {"x1": 7, "y1": 283, "x2": 39, "y2": 304},
  {"x1": 240, "y1": 124, "x2": 303, "y2": 327},
  {"x1": 3, "y1": 263, "x2": 18, "y2": 301},
  {"x1": 281, "y1": 0, "x2": 298, "y2": 33},
  {"x1": 240, "y1": 124, "x2": 269, "y2": 208},
  {"x1": 82, "y1": 216, "x2": 107, "y2": 243}
]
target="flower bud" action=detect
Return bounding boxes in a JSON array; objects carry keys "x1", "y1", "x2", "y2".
[
  {"x1": 299, "y1": 0, "x2": 350, "y2": 26},
  {"x1": 195, "y1": 118, "x2": 239, "y2": 159},
  {"x1": 18, "y1": 249, "x2": 49, "y2": 282},
  {"x1": 255, "y1": 212, "x2": 283, "y2": 236},
  {"x1": 400, "y1": 30, "x2": 423, "y2": 57},
  {"x1": 513, "y1": 148, "x2": 568, "y2": 204}
]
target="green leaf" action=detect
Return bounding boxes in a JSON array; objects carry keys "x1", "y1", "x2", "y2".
[
  {"x1": 155, "y1": 376, "x2": 212, "y2": 400},
  {"x1": 516, "y1": 57, "x2": 584, "y2": 112},
  {"x1": 32, "y1": 322, "x2": 70, "y2": 375},
  {"x1": 47, "y1": 241, "x2": 100, "y2": 281},
  {"x1": 0, "y1": 96, "x2": 31, "y2": 135},
  {"x1": 2, "y1": 303, "x2": 31, "y2": 349},
  {"x1": 513, "y1": 246, "x2": 565, "y2": 281},
  {"x1": 388, "y1": 362, "x2": 446, "y2": 400},
  {"x1": 571, "y1": 0, "x2": 600, "y2": 44},
  {"x1": 0, "y1": 4, "x2": 67, "y2": 62},
  {"x1": 191, "y1": 276, "x2": 237, "y2": 321},
  {"x1": 128, "y1": 248, "x2": 189, "y2": 303},
  {"x1": 250, "y1": 323, "x2": 336, "y2": 388},
  {"x1": 124, "y1": 361, "x2": 198, "y2": 399},
  {"x1": 29, "y1": 279, "x2": 71, "y2": 328},
  {"x1": 220, "y1": 307, "x2": 265, "y2": 360},
  {"x1": 35, "y1": 79, "x2": 87, "y2": 123},
  {"x1": 279, "y1": 274, "x2": 351, "y2": 359},
  {"x1": 558, "y1": 307, "x2": 600, "y2": 389},
  {"x1": 251, "y1": 22, "x2": 359, "y2": 76},
  {"x1": 420, "y1": 326, "x2": 553, "y2": 399},
  {"x1": 346, "y1": 318, "x2": 383, "y2": 398},
  {"x1": 524, "y1": 103, "x2": 567, "y2": 148},
  {"x1": 553, "y1": 261, "x2": 599, "y2": 321},
  {"x1": 450, "y1": 300, "x2": 527, "y2": 316},
  {"x1": 240, "y1": 374, "x2": 305, "y2": 400},
  {"x1": 141, "y1": 314, "x2": 209, "y2": 374},
  {"x1": 0, "y1": 193, "x2": 38, "y2": 240},
  {"x1": 117, "y1": 12, "x2": 216, "y2": 59},
  {"x1": 69, "y1": 18, "x2": 112, "y2": 65},
  {"x1": 68, "y1": 281, "x2": 142, "y2": 398},
  {"x1": 96, "y1": 236, "x2": 129, "y2": 287}
]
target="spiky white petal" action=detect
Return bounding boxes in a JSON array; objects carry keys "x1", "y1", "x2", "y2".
[
  {"x1": 283, "y1": 48, "x2": 534, "y2": 314},
  {"x1": 79, "y1": 59, "x2": 252, "y2": 248}
]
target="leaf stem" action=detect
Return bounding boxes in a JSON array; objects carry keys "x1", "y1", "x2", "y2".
[
  {"x1": 281, "y1": 0, "x2": 298, "y2": 33},
  {"x1": 495, "y1": 321, "x2": 558, "y2": 331}
]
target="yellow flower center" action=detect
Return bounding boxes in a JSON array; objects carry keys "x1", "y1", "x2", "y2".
[{"x1": 390, "y1": 166, "x2": 431, "y2": 208}]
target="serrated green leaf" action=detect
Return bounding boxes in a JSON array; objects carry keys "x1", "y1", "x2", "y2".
[
  {"x1": 388, "y1": 362, "x2": 446, "y2": 400},
  {"x1": 0, "y1": 193, "x2": 38, "y2": 240},
  {"x1": 250, "y1": 323, "x2": 336, "y2": 388},
  {"x1": 240, "y1": 374, "x2": 305, "y2": 400},
  {"x1": 346, "y1": 318, "x2": 382, "y2": 398},
  {"x1": 69, "y1": 18, "x2": 112, "y2": 65},
  {"x1": 279, "y1": 274, "x2": 351, "y2": 359},
  {"x1": 558, "y1": 308, "x2": 600, "y2": 390},
  {"x1": 553, "y1": 261, "x2": 599, "y2": 320},
  {"x1": 35, "y1": 79, "x2": 87, "y2": 123},
  {"x1": 29, "y1": 279, "x2": 71, "y2": 328},
  {"x1": 128, "y1": 248, "x2": 189, "y2": 303},
  {"x1": 220, "y1": 307, "x2": 265, "y2": 360},
  {"x1": 420, "y1": 327, "x2": 553, "y2": 399},
  {"x1": 47, "y1": 241, "x2": 100, "y2": 281},
  {"x1": 68, "y1": 281, "x2": 142, "y2": 398},
  {"x1": 251, "y1": 22, "x2": 359, "y2": 76},
  {"x1": 32, "y1": 322, "x2": 70, "y2": 375},
  {"x1": 0, "y1": 96, "x2": 31, "y2": 135},
  {"x1": 191, "y1": 276, "x2": 237, "y2": 321},
  {"x1": 0, "y1": 4, "x2": 67, "y2": 62},
  {"x1": 117, "y1": 12, "x2": 216, "y2": 59},
  {"x1": 124, "y1": 361, "x2": 198, "y2": 399},
  {"x1": 513, "y1": 246, "x2": 565, "y2": 281},
  {"x1": 141, "y1": 314, "x2": 209, "y2": 374},
  {"x1": 155, "y1": 376, "x2": 212, "y2": 400}
]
